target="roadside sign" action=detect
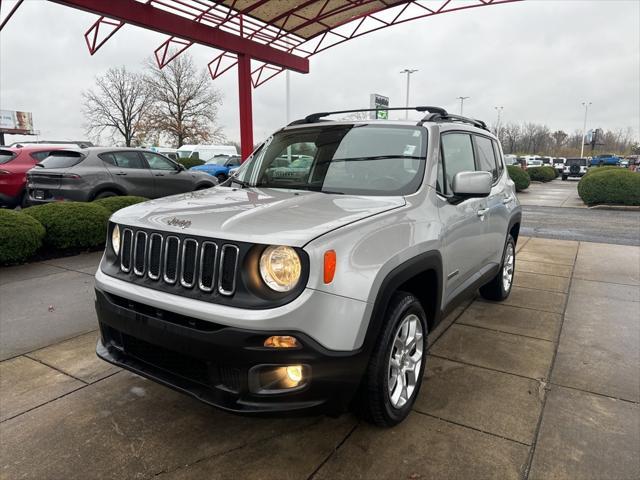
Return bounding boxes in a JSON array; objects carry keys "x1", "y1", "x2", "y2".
[{"x1": 369, "y1": 94, "x2": 389, "y2": 120}]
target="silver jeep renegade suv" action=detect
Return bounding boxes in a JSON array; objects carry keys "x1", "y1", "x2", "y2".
[{"x1": 95, "y1": 106, "x2": 521, "y2": 427}]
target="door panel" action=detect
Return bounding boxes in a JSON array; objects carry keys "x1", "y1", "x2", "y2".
[
  {"x1": 101, "y1": 151, "x2": 155, "y2": 197},
  {"x1": 142, "y1": 152, "x2": 195, "y2": 197}
]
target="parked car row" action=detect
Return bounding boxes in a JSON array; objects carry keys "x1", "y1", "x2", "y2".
[{"x1": 0, "y1": 145, "x2": 218, "y2": 208}]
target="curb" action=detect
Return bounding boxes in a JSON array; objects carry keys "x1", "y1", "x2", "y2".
[{"x1": 587, "y1": 205, "x2": 640, "y2": 211}]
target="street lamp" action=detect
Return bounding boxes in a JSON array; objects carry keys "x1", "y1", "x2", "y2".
[
  {"x1": 457, "y1": 96, "x2": 470, "y2": 115},
  {"x1": 580, "y1": 101, "x2": 592, "y2": 158},
  {"x1": 494, "y1": 106, "x2": 504, "y2": 137},
  {"x1": 400, "y1": 69, "x2": 418, "y2": 119}
]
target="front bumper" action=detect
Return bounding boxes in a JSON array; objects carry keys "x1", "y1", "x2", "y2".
[{"x1": 95, "y1": 288, "x2": 368, "y2": 415}]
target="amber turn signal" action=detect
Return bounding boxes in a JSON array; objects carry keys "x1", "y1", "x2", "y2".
[
  {"x1": 324, "y1": 250, "x2": 336, "y2": 284},
  {"x1": 264, "y1": 335, "x2": 299, "y2": 349}
]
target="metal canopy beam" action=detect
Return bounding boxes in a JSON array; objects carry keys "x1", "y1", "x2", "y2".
[{"x1": 49, "y1": 0, "x2": 309, "y2": 74}]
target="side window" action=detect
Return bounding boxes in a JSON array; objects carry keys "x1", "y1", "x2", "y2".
[
  {"x1": 492, "y1": 140, "x2": 504, "y2": 176},
  {"x1": 441, "y1": 133, "x2": 475, "y2": 193},
  {"x1": 99, "y1": 153, "x2": 116, "y2": 166},
  {"x1": 108, "y1": 151, "x2": 146, "y2": 169},
  {"x1": 143, "y1": 152, "x2": 177, "y2": 171},
  {"x1": 475, "y1": 135, "x2": 498, "y2": 181}
]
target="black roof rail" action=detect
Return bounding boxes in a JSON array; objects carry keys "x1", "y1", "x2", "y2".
[
  {"x1": 288, "y1": 106, "x2": 448, "y2": 126},
  {"x1": 419, "y1": 112, "x2": 488, "y2": 131}
]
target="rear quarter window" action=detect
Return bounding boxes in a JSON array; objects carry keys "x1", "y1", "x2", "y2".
[{"x1": 39, "y1": 151, "x2": 85, "y2": 168}]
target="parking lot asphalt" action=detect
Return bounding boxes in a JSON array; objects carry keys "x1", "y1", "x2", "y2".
[{"x1": 1, "y1": 237, "x2": 638, "y2": 479}]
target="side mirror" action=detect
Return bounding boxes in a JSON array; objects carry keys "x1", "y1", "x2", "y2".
[
  {"x1": 451, "y1": 171, "x2": 492, "y2": 199},
  {"x1": 177, "y1": 163, "x2": 186, "y2": 171}
]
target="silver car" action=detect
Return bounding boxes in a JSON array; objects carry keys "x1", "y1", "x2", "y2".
[
  {"x1": 94, "y1": 107, "x2": 521, "y2": 427},
  {"x1": 26, "y1": 147, "x2": 216, "y2": 204}
]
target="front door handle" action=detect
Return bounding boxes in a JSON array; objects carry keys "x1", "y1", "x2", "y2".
[
  {"x1": 154, "y1": 173, "x2": 164, "y2": 177},
  {"x1": 115, "y1": 172, "x2": 127, "y2": 176},
  {"x1": 502, "y1": 195, "x2": 513, "y2": 204},
  {"x1": 477, "y1": 208, "x2": 489, "y2": 217}
]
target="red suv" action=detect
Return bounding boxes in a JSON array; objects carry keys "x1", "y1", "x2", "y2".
[{"x1": 0, "y1": 145, "x2": 66, "y2": 207}]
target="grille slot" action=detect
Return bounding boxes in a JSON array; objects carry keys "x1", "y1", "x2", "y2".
[
  {"x1": 218, "y1": 244, "x2": 239, "y2": 296},
  {"x1": 180, "y1": 239, "x2": 199, "y2": 288},
  {"x1": 147, "y1": 233, "x2": 163, "y2": 280},
  {"x1": 198, "y1": 242, "x2": 218, "y2": 292},
  {"x1": 163, "y1": 236, "x2": 180, "y2": 284},
  {"x1": 120, "y1": 229, "x2": 133, "y2": 273},
  {"x1": 133, "y1": 231, "x2": 148, "y2": 276}
]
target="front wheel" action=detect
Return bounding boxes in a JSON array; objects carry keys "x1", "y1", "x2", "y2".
[
  {"x1": 357, "y1": 292, "x2": 427, "y2": 427},
  {"x1": 215, "y1": 173, "x2": 227, "y2": 185},
  {"x1": 480, "y1": 234, "x2": 516, "y2": 301}
]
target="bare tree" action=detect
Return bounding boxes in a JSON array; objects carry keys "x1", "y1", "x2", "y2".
[
  {"x1": 83, "y1": 67, "x2": 152, "y2": 146},
  {"x1": 145, "y1": 54, "x2": 224, "y2": 147}
]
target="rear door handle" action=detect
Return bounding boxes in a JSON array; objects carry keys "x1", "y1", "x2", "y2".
[
  {"x1": 154, "y1": 173, "x2": 164, "y2": 177},
  {"x1": 477, "y1": 208, "x2": 489, "y2": 217},
  {"x1": 115, "y1": 172, "x2": 127, "y2": 176}
]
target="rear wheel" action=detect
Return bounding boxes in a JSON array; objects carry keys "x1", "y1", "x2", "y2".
[
  {"x1": 94, "y1": 190, "x2": 119, "y2": 200},
  {"x1": 561, "y1": 175, "x2": 567, "y2": 181},
  {"x1": 480, "y1": 234, "x2": 515, "y2": 301},
  {"x1": 357, "y1": 292, "x2": 427, "y2": 427}
]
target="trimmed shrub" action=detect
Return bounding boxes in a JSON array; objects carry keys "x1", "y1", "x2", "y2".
[
  {"x1": 93, "y1": 195, "x2": 148, "y2": 214},
  {"x1": 24, "y1": 202, "x2": 111, "y2": 249},
  {"x1": 584, "y1": 165, "x2": 620, "y2": 177},
  {"x1": 527, "y1": 166, "x2": 556, "y2": 182},
  {"x1": 507, "y1": 165, "x2": 530, "y2": 191},
  {"x1": 0, "y1": 210, "x2": 46, "y2": 265},
  {"x1": 578, "y1": 169, "x2": 640, "y2": 206},
  {"x1": 178, "y1": 157, "x2": 204, "y2": 169}
]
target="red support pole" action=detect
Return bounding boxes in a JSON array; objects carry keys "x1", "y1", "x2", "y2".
[{"x1": 238, "y1": 53, "x2": 254, "y2": 162}]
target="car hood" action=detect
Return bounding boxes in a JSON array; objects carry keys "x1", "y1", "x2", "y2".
[{"x1": 111, "y1": 186, "x2": 406, "y2": 247}]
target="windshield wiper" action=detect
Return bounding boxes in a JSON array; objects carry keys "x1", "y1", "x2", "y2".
[{"x1": 331, "y1": 155, "x2": 426, "y2": 162}]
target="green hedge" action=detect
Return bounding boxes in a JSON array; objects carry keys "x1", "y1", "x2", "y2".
[
  {"x1": 527, "y1": 166, "x2": 556, "y2": 182},
  {"x1": 178, "y1": 157, "x2": 205, "y2": 169},
  {"x1": 584, "y1": 165, "x2": 620, "y2": 177},
  {"x1": 0, "y1": 210, "x2": 46, "y2": 265},
  {"x1": 578, "y1": 169, "x2": 640, "y2": 206},
  {"x1": 24, "y1": 202, "x2": 111, "y2": 249},
  {"x1": 93, "y1": 196, "x2": 147, "y2": 214},
  {"x1": 507, "y1": 165, "x2": 530, "y2": 191}
]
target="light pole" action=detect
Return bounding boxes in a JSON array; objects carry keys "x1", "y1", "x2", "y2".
[
  {"x1": 494, "y1": 106, "x2": 504, "y2": 137},
  {"x1": 400, "y1": 69, "x2": 418, "y2": 119},
  {"x1": 580, "y1": 101, "x2": 592, "y2": 158},
  {"x1": 457, "y1": 96, "x2": 470, "y2": 116}
]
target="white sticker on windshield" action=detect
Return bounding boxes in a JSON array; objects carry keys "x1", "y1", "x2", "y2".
[{"x1": 403, "y1": 145, "x2": 417, "y2": 156}]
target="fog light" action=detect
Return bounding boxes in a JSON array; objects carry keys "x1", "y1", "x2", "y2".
[
  {"x1": 249, "y1": 364, "x2": 311, "y2": 394},
  {"x1": 286, "y1": 365, "x2": 303, "y2": 383},
  {"x1": 264, "y1": 335, "x2": 299, "y2": 349}
]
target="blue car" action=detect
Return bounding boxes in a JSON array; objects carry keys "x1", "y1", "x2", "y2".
[
  {"x1": 189, "y1": 155, "x2": 241, "y2": 183},
  {"x1": 591, "y1": 154, "x2": 621, "y2": 166}
]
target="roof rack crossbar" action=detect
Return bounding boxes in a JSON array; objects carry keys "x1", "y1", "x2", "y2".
[
  {"x1": 418, "y1": 112, "x2": 488, "y2": 131},
  {"x1": 288, "y1": 106, "x2": 448, "y2": 126}
]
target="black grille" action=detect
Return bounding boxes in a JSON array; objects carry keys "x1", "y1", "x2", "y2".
[
  {"x1": 118, "y1": 229, "x2": 240, "y2": 296},
  {"x1": 164, "y1": 236, "x2": 180, "y2": 284},
  {"x1": 148, "y1": 234, "x2": 162, "y2": 280},
  {"x1": 121, "y1": 229, "x2": 133, "y2": 272},
  {"x1": 218, "y1": 366, "x2": 242, "y2": 392},
  {"x1": 134, "y1": 231, "x2": 147, "y2": 276}
]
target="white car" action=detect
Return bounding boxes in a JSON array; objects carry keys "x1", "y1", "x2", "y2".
[
  {"x1": 177, "y1": 144, "x2": 238, "y2": 162},
  {"x1": 553, "y1": 157, "x2": 566, "y2": 173}
]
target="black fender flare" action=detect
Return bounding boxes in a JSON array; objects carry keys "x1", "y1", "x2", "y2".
[{"x1": 362, "y1": 250, "x2": 443, "y2": 353}]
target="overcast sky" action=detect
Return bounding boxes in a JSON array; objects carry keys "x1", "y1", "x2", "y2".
[{"x1": 1, "y1": 0, "x2": 639, "y2": 146}]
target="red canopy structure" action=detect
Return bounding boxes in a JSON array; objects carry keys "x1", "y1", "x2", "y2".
[{"x1": 1, "y1": 0, "x2": 522, "y2": 158}]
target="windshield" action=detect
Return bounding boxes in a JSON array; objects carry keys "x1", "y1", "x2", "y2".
[
  {"x1": 567, "y1": 158, "x2": 587, "y2": 166},
  {"x1": 0, "y1": 149, "x2": 17, "y2": 164},
  {"x1": 235, "y1": 124, "x2": 426, "y2": 196},
  {"x1": 205, "y1": 156, "x2": 229, "y2": 165}
]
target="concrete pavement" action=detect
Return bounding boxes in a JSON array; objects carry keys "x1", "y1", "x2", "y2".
[
  {"x1": 516, "y1": 178, "x2": 585, "y2": 208},
  {"x1": 1, "y1": 238, "x2": 638, "y2": 479}
]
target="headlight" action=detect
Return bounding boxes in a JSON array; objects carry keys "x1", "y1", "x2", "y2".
[
  {"x1": 259, "y1": 245, "x2": 301, "y2": 292},
  {"x1": 111, "y1": 224, "x2": 120, "y2": 255}
]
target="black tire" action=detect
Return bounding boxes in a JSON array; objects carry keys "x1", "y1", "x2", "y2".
[
  {"x1": 19, "y1": 190, "x2": 30, "y2": 209},
  {"x1": 195, "y1": 183, "x2": 213, "y2": 190},
  {"x1": 357, "y1": 291, "x2": 428, "y2": 427},
  {"x1": 94, "y1": 190, "x2": 119, "y2": 200},
  {"x1": 561, "y1": 175, "x2": 567, "y2": 181},
  {"x1": 215, "y1": 173, "x2": 227, "y2": 184},
  {"x1": 480, "y1": 234, "x2": 516, "y2": 301}
]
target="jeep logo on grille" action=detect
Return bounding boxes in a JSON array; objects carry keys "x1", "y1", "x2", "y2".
[{"x1": 167, "y1": 217, "x2": 192, "y2": 229}]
